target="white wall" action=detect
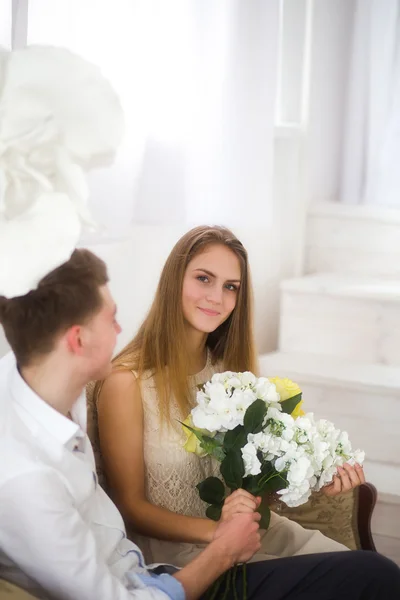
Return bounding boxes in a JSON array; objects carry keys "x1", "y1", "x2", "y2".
[
  {"x1": 0, "y1": 1, "x2": 356, "y2": 361},
  {"x1": 307, "y1": 0, "x2": 355, "y2": 203}
]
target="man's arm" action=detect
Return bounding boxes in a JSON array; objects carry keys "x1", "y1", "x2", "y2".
[
  {"x1": 0, "y1": 469, "x2": 261, "y2": 600},
  {"x1": 0, "y1": 469, "x2": 169, "y2": 600}
]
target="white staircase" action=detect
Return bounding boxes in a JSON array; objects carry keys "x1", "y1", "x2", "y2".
[{"x1": 260, "y1": 202, "x2": 400, "y2": 564}]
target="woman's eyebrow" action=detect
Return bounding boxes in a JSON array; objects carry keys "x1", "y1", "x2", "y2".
[
  {"x1": 193, "y1": 268, "x2": 216, "y2": 277},
  {"x1": 194, "y1": 268, "x2": 241, "y2": 283}
]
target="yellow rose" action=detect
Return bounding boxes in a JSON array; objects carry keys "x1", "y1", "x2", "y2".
[
  {"x1": 182, "y1": 415, "x2": 210, "y2": 457},
  {"x1": 269, "y1": 377, "x2": 305, "y2": 418}
]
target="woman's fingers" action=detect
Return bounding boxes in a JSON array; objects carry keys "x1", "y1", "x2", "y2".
[
  {"x1": 355, "y1": 463, "x2": 366, "y2": 484},
  {"x1": 337, "y1": 463, "x2": 362, "y2": 491},
  {"x1": 224, "y1": 490, "x2": 259, "y2": 509},
  {"x1": 322, "y1": 463, "x2": 366, "y2": 497},
  {"x1": 225, "y1": 489, "x2": 257, "y2": 504},
  {"x1": 223, "y1": 497, "x2": 257, "y2": 515},
  {"x1": 222, "y1": 489, "x2": 261, "y2": 521},
  {"x1": 322, "y1": 474, "x2": 342, "y2": 496}
]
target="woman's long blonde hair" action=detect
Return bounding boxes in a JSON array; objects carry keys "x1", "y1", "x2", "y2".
[{"x1": 111, "y1": 225, "x2": 258, "y2": 422}]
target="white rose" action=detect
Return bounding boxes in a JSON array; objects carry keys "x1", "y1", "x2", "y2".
[
  {"x1": 351, "y1": 449, "x2": 365, "y2": 465},
  {"x1": 317, "y1": 466, "x2": 337, "y2": 490},
  {"x1": 196, "y1": 390, "x2": 210, "y2": 409},
  {"x1": 191, "y1": 406, "x2": 222, "y2": 432},
  {"x1": 249, "y1": 431, "x2": 286, "y2": 457},
  {"x1": 254, "y1": 378, "x2": 279, "y2": 403},
  {"x1": 265, "y1": 407, "x2": 283, "y2": 421},
  {"x1": 241, "y1": 442, "x2": 262, "y2": 476},
  {"x1": 207, "y1": 382, "x2": 228, "y2": 408},
  {"x1": 274, "y1": 456, "x2": 287, "y2": 473},
  {"x1": 219, "y1": 407, "x2": 243, "y2": 431},
  {"x1": 281, "y1": 427, "x2": 295, "y2": 442},
  {"x1": 287, "y1": 456, "x2": 314, "y2": 486},
  {"x1": 240, "y1": 371, "x2": 257, "y2": 387},
  {"x1": 278, "y1": 481, "x2": 312, "y2": 507},
  {"x1": 226, "y1": 376, "x2": 242, "y2": 389},
  {"x1": 210, "y1": 372, "x2": 230, "y2": 385}
]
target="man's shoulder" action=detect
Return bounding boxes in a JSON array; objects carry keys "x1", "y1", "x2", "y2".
[
  {"x1": 0, "y1": 430, "x2": 54, "y2": 490},
  {"x1": 0, "y1": 411, "x2": 61, "y2": 493},
  {"x1": 0, "y1": 354, "x2": 33, "y2": 486}
]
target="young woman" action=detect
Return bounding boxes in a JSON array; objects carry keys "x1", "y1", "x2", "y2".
[{"x1": 88, "y1": 225, "x2": 365, "y2": 566}]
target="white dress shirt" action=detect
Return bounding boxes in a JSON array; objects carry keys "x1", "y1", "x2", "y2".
[{"x1": 0, "y1": 354, "x2": 184, "y2": 600}]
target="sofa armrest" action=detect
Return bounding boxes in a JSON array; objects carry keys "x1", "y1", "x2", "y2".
[{"x1": 357, "y1": 482, "x2": 377, "y2": 551}]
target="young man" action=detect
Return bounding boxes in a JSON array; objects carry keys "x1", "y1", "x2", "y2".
[{"x1": 0, "y1": 249, "x2": 399, "y2": 600}]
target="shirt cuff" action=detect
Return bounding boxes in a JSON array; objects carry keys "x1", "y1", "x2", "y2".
[{"x1": 136, "y1": 573, "x2": 185, "y2": 600}]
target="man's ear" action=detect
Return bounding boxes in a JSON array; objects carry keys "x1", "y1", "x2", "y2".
[{"x1": 65, "y1": 325, "x2": 84, "y2": 355}]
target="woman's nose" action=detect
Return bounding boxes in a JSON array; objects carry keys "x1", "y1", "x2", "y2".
[{"x1": 206, "y1": 286, "x2": 223, "y2": 304}]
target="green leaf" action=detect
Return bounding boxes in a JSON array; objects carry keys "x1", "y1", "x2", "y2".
[
  {"x1": 179, "y1": 421, "x2": 204, "y2": 442},
  {"x1": 179, "y1": 421, "x2": 223, "y2": 458},
  {"x1": 242, "y1": 474, "x2": 263, "y2": 495},
  {"x1": 258, "y1": 471, "x2": 288, "y2": 494},
  {"x1": 196, "y1": 477, "x2": 226, "y2": 505},
  {"x1": 200, "y1": 436, "x2": 223, "y2": 456},
  {"x1": 258, "y1": 498, "x2": 271, "y2": 530},
  {"x1": 243, "y1": 399, "x2": 268, "y2": 435},
  {"x1": 223, "y1": 425, "x2": 247, "y2": 452},
  {"x1": 243, "y1": 459, "x2": 287, "y2": 496},
  {"x1": 220, "y1": 449, "x2": 244, "y2": 491},
  {"x1": 210, "y1": 446, "x2": 226, "y2": 462},
  {"x1": 206, "y1": 504, "x2": 222, "y2": 521},
  {"x1": 279, "y1": 392, "x2": 302, "y2": 415}
]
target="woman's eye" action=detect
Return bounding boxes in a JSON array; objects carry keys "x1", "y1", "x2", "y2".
[
  {"x1": 225, "y1": 283, "x2": 238, "y2": 292},
  {"x1": 197, "y1": 275, "x2": 209, "y2": 283}
]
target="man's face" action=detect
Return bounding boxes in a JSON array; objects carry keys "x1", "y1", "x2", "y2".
[{"x1": 82, "y1": 285, "x2": 121, "y2": 380}]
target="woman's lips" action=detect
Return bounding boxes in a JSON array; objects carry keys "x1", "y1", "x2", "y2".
[{"x1": 198, "y1": 307, "x2": 220, "y2": 317}]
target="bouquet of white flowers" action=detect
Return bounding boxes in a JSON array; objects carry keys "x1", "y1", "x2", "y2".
[{"x1": 182, "y1": 371, "x2": 364, "y2": 528}]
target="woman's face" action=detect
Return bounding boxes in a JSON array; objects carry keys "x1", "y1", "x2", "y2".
[{"x1": 182, "y1": 244, "x2": 241, "y2": 335}]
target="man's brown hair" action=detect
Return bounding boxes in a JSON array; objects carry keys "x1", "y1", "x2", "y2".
[{"x1": 0, "y1": 249, "x2": 109, "y2": 366}]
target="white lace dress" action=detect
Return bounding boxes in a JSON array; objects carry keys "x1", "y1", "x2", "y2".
[{"x1": 129, "y1": 355, "x2": 347, "y2": 566}]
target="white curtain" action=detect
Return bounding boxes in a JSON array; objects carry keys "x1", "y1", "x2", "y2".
[
  {"x1": 341, "y1": 0, "x2": 400, "y2": 207},
  {"x1": 0, "y1": 0, "x2": 12, "y2": 49},
  {"x1": 23, "y1": 0, "x2": 279, "y2": 236}
]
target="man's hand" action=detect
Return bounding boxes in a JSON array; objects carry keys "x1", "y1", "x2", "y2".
[
  {"x1": 174, "y1": 512, "x2": 260, "y2": 600},
  {"x1": 322, "y1": 463, "x2": 365, "y2": 497},
  {"x1": 213, "y1": 512, "x2": 261, "y2": 565},
  {"x1": 220, "y1": 489, "x2": 261, "y2": 522}
]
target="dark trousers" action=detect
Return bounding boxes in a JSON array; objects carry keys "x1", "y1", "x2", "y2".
[{"x1": 213, "y1": 551, "x2": 400, "y2": 600}]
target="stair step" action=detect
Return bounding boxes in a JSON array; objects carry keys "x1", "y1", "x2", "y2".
[
  {"x1": 259, "y1": 350, "x2": 400, "y2": 392},
  {"x1": 259, "y1": 351, "x2": 400, "y2": 496},
  {"x1": 305, "y1": 202, "x2": 400, "y2": 278},
  {"x1": 279, "y1": 274, "x2": 400, "y2": 366}
]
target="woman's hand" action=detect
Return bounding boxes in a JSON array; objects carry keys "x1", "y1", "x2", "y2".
[
  {"x1": 322, "y1": 463, "x2": 365, "y2": 497},
  {"x1": 220, "y1": 489, "x2": 261, "y2": 522}
]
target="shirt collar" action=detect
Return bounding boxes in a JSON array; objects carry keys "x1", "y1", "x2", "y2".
[{"x1": 9, "y1": 361, "x2": 86, "y2": 448}]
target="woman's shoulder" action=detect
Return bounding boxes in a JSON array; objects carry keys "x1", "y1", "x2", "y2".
[
  {"x1": 101, "y1": 368, "x2": 143, "y2": 396},
  {"x1": 88, "y1": 369, "x2": 142, "y2": 409}
]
